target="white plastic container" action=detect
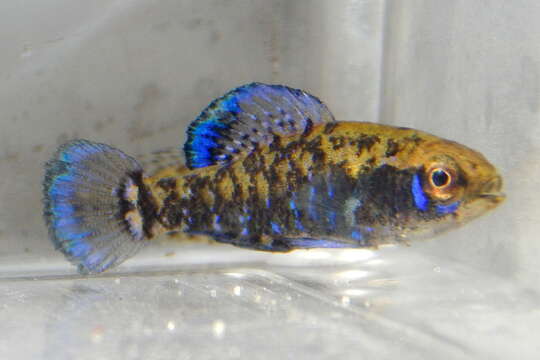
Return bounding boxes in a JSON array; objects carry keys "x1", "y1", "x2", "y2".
[{"x1": 1, "y1": 1, "x2": 539, "y2": 359}]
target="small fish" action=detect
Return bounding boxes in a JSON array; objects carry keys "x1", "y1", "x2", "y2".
[{"x1": 42, "y1": 83, "x2": 505, "y2": 274}]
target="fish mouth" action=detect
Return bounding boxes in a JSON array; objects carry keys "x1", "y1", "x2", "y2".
[
  {"x1": 458, "y1": 176, "x2": 505, "y2": 219},
  {"x1": 457, "y1": 191, "x2": 505, "y2": 222},
  {"x1": 477, "y1": 175, "x2": 505, "y2": 205},
  {"x1": 477, "y1": 192, "x2": 506, "y2": 205}
]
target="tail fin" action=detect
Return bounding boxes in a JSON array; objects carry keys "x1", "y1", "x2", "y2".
[{"x1": 43, "y1": 140, "x2": 151, "y2": 274}]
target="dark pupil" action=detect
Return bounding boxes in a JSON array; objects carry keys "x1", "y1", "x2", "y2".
[{"x1": 432, "y1": 170, "x2": 449, "y2": 187}]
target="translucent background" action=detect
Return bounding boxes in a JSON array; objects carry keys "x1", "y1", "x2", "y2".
[{"x1": 1, "y1": 1, "x2": 539, "y2": 359}]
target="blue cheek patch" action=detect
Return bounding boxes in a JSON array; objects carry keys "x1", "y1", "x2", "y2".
[
  {"x1": 412, "y1": 174, "x2": 429, "y2": 211},
  {"x1": 436, "y1": 201, "x2": 460, "y2": 215}
]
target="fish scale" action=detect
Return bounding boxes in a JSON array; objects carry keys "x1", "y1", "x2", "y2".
[{"x1": 42, "y1": 83, "x2": 504, "y2": 274}]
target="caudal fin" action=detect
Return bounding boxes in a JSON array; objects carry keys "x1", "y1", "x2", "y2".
[{"x1": 42, "y1": 140, "x2": 150, "y2": 274}]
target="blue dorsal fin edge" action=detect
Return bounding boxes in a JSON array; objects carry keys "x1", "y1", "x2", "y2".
[{"x1": 183, "y1": 82, "x2": 336, "y2": 169}]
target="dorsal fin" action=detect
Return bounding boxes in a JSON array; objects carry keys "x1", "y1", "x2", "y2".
[{"x1": 183, "y1": 82, "x2": 335, "y2": 169}]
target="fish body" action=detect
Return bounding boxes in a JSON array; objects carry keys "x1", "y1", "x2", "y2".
[
  {"x1": 147, "y1": 121, "x2": 501, "y2": 251},
  {"x1": 43, "y1": 83, "x2": 504, "y2": 273}
]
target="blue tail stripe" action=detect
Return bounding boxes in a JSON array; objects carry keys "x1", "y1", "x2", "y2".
[
  {"x1": 68, "y1": 242, "x2": 92, "y2": 257},
  {"x1": 43, "y1": 139, "x2": 145, "y2": 274}
]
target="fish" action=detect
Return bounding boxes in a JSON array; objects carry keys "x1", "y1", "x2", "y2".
[{"x1": 42, "y1": 82, "x2": 505, "y2": 274}]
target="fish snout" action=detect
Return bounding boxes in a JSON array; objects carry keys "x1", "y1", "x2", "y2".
[{"x1": 478, "y1": 175, "x2": 505, "y2": 204}]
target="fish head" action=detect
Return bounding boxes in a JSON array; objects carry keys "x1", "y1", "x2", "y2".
[{"x1": 408, "y1": 137, "x2": 505, "y2": 227}]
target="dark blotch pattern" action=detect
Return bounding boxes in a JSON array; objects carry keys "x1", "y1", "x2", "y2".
[
  {"x1": 156, "y1": 177, "x2": 177, "y2": 191},
  {"x1": 350, "y1": 135, "x2": 380, "y2": 156},
  {"x1": 385, "y1": 139, "x2": 399, "y2": 157},
  {"x1": 128, "y1": 171, "x2": 159, "y2": 238},
  {"x1": 323, "y1": 122, "x2": 338, "y2": 134}
]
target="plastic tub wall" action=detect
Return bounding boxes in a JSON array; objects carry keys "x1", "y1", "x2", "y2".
[{"x1": 1, "y1": 1, "x2": 539, "y2": 359}]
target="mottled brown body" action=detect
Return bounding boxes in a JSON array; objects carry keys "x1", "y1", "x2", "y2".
[
  {"x1": 156, "y1": 123, "x2": 407, "y2": 196},
  {"x1": 134, "y1": 121, "x2": 498, "y2": 250}
]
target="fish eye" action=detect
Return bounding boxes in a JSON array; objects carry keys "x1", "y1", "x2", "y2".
[
  {"x1": 423, "y1": 164, "x2": 462, "y2": 202},
  {"x1": 430, "y1": 168, "x2": 451, "y2": 188}
]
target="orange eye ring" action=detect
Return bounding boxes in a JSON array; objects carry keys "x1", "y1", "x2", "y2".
[
  {"x1": 429, "y1": 168, "x2": 452, "y2": 188},
  {"x1": 425, "y1": 166, "x2": 459, "y2": 202}
]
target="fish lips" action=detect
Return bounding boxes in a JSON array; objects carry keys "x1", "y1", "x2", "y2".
[
  {"x1": 455, "y1": 174, "x2": 505, "y2": 221},
  {"x1": 476, "y1": 192, "x2": 506, "y2": 208},
  {"x1": 477, "y1": 174, "x2": 505, "y2": 207},
  {"x1": 460, "y1": 191, "x2": 505, "y2": 220}
]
